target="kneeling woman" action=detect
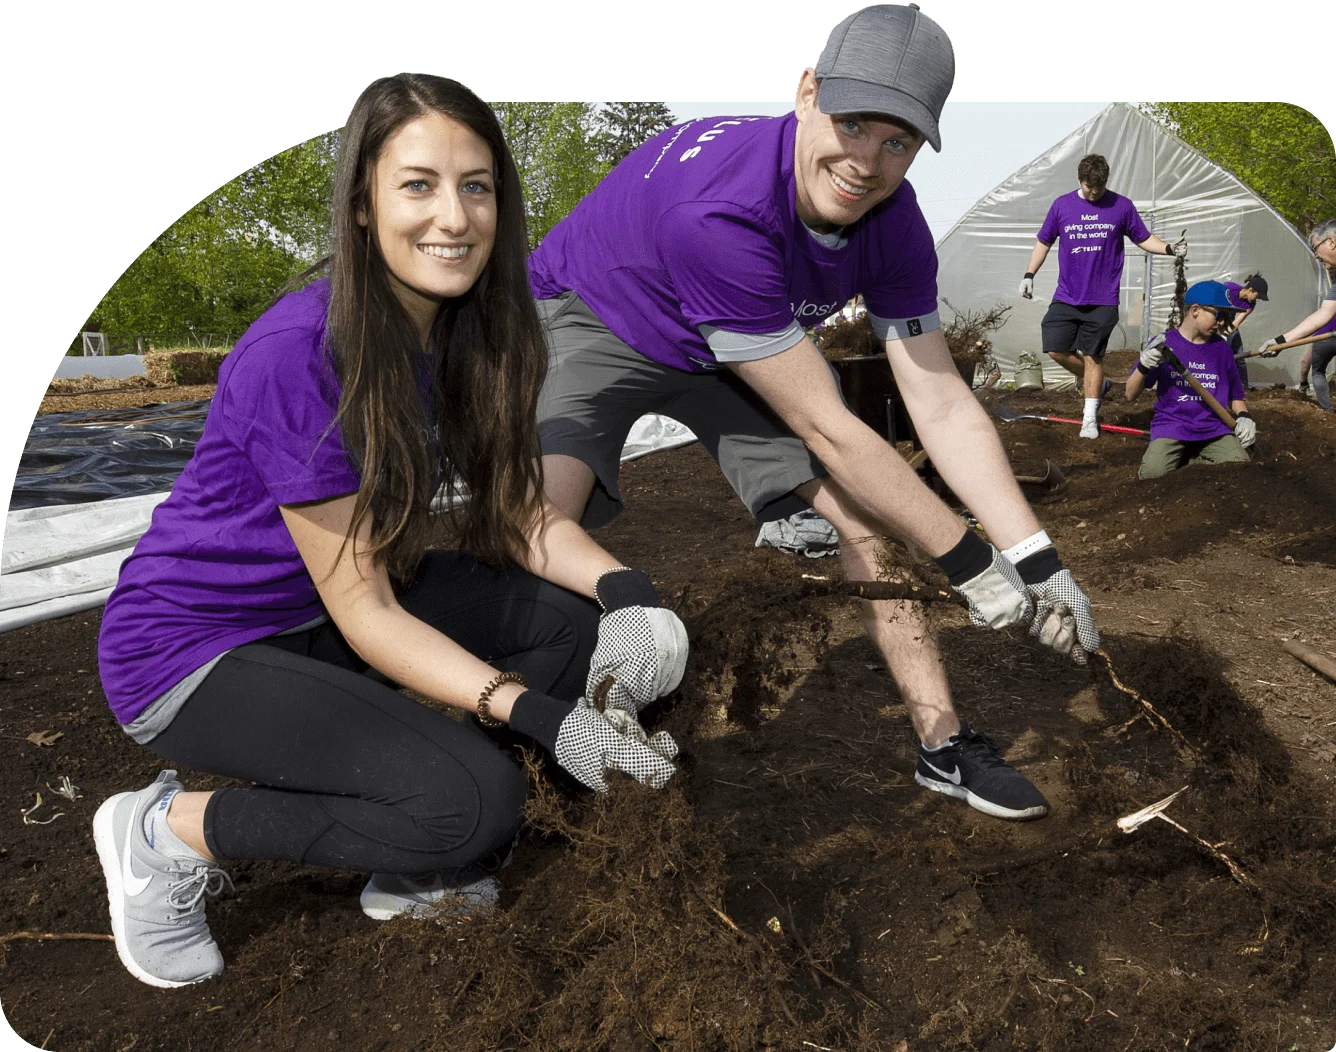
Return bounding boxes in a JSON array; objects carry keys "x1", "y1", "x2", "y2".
[{"x1": 94, "y1": 75, "x2": 684, "y2": 989}]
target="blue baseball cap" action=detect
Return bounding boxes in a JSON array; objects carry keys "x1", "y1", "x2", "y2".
[{"x1": 1182, "y1": 280, "x2": 1239, "y2": 311}]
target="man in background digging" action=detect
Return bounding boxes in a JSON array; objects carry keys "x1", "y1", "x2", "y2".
[
  {"x1": 527, "y1": 4, "x2": 1103, "y2": 822},
  {"x1": 1259, "y1": 220, "x2": 1336, "y2": 414},
  {"x1": 1126, "y1": 281, "x2": 1254, "y2": 478},
  {"x1": 1019, "y1": 154, "x2": 1184, "y2": 439}
]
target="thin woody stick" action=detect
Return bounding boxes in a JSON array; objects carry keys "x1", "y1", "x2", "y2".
[{"x1": 1094, "y1": 649, "x2": 1201, "y2": 760}]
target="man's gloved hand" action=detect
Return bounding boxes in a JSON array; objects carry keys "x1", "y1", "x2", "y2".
[
  {"x1": 1234, "y1": 411, "x2": 1257, "y2": 449},
  {"x1": 1019, "y1": 275, "x2": 1034, "y2": 300},
  {"x1": 1012, "y1": 548, "x2": 1100, "y2": 664},
  {"x1": 1259, "y1": 335, "x2": 1287, "y2": 358},
  {"x1": 1139, "y1": 333, "x2": 1167, "y2": 372},
  {"x1": 936, "y1": 529, "x2": 1032, "y2": 630},
  {"x1": 508, "y1": 691, "x2": 677, "y2": 793},
  {"x1": 587, "y1": 568, "x2": 688, "y2": 717},
  {"x1": 1166, "y1": 239, "x2": 1187, "y2": 258}
]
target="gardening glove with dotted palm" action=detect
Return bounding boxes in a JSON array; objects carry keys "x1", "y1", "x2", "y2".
[
  {"x1": 1013, "y1": 548, "x2": 1100, "y2": 665},
  {"x1": 935, "y1": 529, "x2": 1033, "y2": 630},
  {"x1": 508, "y1": 690, "x2": 677, "y2": 793},
  {"x1": 587, "y1": 568, "x2": 688, "y2": 717}
]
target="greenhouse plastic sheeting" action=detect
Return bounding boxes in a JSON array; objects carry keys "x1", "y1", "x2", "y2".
[
  {"x1": 11, "y1": 400, "x2": 209, "y2": 510},
  {"x1": 935, "y1": 103, "x2": 1325, "y2": 388},
  {"x1": 1, "y1": 411, "x2": 697, "y2": 633}
]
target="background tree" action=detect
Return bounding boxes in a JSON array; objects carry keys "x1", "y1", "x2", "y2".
[
  {"x1": 596, "y1": 102, "x2": 676, "y2": 167},
  {"x1": 80, "y1": 132, "x2": 338, "y2": 348},
  {"x1": 492, "y1": 102, "x2": 610, "y2": 249},
  {"x1": 1139, "y1": 103, "x2": 1336, "y2": 234}
]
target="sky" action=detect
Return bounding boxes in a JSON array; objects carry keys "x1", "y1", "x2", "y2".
[{"x1": 669, "y1": 101, "x2": 1111, "y2": 240}]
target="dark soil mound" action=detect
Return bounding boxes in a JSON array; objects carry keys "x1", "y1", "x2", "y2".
[{"x1": 3, "y1": 387, "x2": 1335, "y2": 1050}]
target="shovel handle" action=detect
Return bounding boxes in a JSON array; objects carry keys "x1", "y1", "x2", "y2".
[
  {"x1": 1162, "y1": 350, "x2": 1236, "y2": 429},
  {"x1": 1040, "y1": 415, "x2": 1149, "y2": 436},
  {"x1": 1235, "y1": 331, "x2": 1331, "y2": 361}
]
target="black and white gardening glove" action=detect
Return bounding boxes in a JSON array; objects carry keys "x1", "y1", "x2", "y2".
[
  {"x1": 587, "y1": 568, "x2": 688, "y2": 717},
  {"x1": 1018, "y1": 274, "x2": 1034, "y2": 300},
  {"x1": 1259, "y1": 335, "x2": 1286, "y2": 358},
  {"x1": 508, "y1": 690, "x2": 677, "y2": 793},
  {"x1": 936, "y1": 529, "x2": 1033, "y2": 630},
  {"x1": 1139, "y1": 333, "x2": 1167, "y2": 372},
  {"x1": 1233, "y1": 411, "x2": 1257, "y2": 449},
  {"x1": 1012, "y1": 547, "x2": 1100, "y2": 665}
]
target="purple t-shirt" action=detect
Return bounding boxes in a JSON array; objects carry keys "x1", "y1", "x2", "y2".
[
  {"x1": 1316, "y1": 280, "x2": 1336, "y2": 336},
  {"x1": 1223, "y1": 281, "x2": 1255, "y2": 319},
  {"x1": 1130, "y1": 330, "x2": 1245, "y2": 442},
  {"x1": 98, "y1": 280, "x2": 361, "y2": 724},
  {"x1": 1037, "y1": 189, "x2": 1152, "y2": 307},
  {"x1": 528, "y1": 113, "x2": 939, "y2": 373}
]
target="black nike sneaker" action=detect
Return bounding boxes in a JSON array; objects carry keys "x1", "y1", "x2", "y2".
[{"x1": 915, "y1": 723, "x2": 1050, "y2": 820}]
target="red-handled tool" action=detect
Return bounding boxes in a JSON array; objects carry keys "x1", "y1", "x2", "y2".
[{"x1": 990, "y1": 403, "x2": 1149, "y2": 437}]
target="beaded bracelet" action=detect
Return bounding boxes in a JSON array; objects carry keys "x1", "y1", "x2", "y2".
[{"x1": 476, "y1": 670, "x2": 527, "y2": 728}]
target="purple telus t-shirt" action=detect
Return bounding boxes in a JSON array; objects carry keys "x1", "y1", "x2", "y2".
[
  {"x1": 1130, "y1": 330, "x2": 1245, "y2": 442},
  {"x1": 1223, "y1": 281, "x2": 1256, "y2": 318},
  {"x1": 1037, "y1": 189, "x2": 1152, "y2": 307},
  {"x1": 98, "y1": 279, "x2": 361, "y2": 726},
  {"x1": 528, "y1": 113, "x2": 939, "y2": 373}
]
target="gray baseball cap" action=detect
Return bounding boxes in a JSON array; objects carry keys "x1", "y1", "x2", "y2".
[{"x1": 815, "y1": 4, "x2": 955, "y2": 152}]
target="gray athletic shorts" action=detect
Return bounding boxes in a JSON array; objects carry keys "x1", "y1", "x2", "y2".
[{"x1": 536, "y1": 292, "x2": 824, "y2": 528}]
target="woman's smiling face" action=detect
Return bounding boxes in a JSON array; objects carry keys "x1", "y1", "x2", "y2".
[{"x1": 363, "y1": 111, "x2": 498, "y2": 334}]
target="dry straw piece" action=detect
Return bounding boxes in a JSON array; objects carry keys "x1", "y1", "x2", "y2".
[{"x1": 1117, "y1": 786, "x2": 1256, "y2": 889}]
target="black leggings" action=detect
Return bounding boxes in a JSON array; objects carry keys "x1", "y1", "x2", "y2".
[{"x1": 147, "y1": 551, "x2": 599, "y2": 874}]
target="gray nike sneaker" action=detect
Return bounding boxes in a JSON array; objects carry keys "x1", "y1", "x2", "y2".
[
  {"x1": 360, "y1": 869, "x2": 501, "y2": 921},
  {"x1": 93, "y1": 770, "x2": 233, "y2": 987}
]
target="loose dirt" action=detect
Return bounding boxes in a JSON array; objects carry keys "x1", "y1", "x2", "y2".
[{"x1": 2, "y1": 384, "x2": 1334, "y2": 1050}]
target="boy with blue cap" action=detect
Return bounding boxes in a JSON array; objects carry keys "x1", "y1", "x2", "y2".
[{"x1": 1125, "y1": 280, "x2": 1255, "y2": 479}]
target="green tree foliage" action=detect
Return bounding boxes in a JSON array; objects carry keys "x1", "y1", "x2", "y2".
[
  {"x1": 491, "y1": 102, "x2": 613, "y2": 249},
  {"x1": 83, "y1": 131, "x2": 337, "y2": 344},
  {"x1": 597, "y1": 102, "x2": 676, "y2": 167},
  {"x1": 1140, "y1": 103, "x2": 1336, "y2": 234}
]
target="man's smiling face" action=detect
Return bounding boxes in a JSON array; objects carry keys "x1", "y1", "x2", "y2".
[{"x1": 792, "y1": 69, "x2": 925, "y2": 233}]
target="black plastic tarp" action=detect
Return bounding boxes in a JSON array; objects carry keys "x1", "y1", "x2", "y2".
[{"x1": 11, "y1": 401, "x2": 209, "y2": 510}]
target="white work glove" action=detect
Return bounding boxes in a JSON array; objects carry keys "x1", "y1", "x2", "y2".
[
  {"x1": 1259, "y1": 335, "x2": 1286, "y2": 358},
  {"x1": 938, "y1": 531, "x2": 1033, "y2": 630},
  {"x1": 1139, "y1": 333, "x2": 1167, "y2": 371},
  {"x1": 508, "y1": 691, "x2": 678, "y2": 793},
  {"x1": 1012, "y1": 550, "x2": 1100, "y2": 665},
  {"x1": 588, "y1": 569, "x2": 688, "y2": 716},
  {"x1": 1166, "y1": 241, "x2": 1187, "y2": 259},
  {"x1": 1018, "y1": 276, "x2": 1034, "y2": 300},
  {"x1": 1234, "y1": 412, "x2": 1257, "y2": 449}
]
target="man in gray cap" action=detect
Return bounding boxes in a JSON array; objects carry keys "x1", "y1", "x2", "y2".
[{"x1": 526, "y1": 4, "x2": 1101, "y2": 821}]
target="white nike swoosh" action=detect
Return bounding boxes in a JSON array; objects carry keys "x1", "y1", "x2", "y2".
[
  {"x1": 122, "y1": 809, "x2": 153, "y2": 898},
  {"x1": 922, "y1": 759, "x2": 962, "y2": 785}
]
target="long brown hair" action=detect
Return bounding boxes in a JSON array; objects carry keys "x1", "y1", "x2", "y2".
[{"x1": 326, "y1": 74, "x2": 546, "y2": 582}]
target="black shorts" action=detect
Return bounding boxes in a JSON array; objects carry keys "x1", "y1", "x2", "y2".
[{"x1": 1040, "y1": 301, "x2": 1120, "y2": 359}]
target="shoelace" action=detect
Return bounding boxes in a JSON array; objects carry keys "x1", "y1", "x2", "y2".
[
  {"x1": 948, "y1": 728, "x2": 1011, "y2": 771},
  {"x1": 167, "y1": 863, "x2": 235, "y2": 915}
]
